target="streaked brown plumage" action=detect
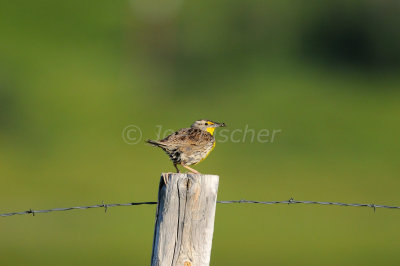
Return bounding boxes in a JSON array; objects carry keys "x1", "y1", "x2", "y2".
[{"x1": 146, "y1": 119, "x2": 226, "y2": 174}]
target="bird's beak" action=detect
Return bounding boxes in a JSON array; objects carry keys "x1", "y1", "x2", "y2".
[{"x1": 213, "y1": 122, "x2": 226, "y2": 127}]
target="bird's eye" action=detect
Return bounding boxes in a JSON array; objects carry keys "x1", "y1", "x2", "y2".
[{"x1": 205, "y1": 123, "x2": 209, "y2": 125}]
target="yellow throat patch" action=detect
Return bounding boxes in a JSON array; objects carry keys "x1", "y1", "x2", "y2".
[{"x1": 206, "y1": 127, "x2": 215, "y2": 135}]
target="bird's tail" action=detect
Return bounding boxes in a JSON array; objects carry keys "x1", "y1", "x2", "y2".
[{"x1": 146, "y1": 139, "x2": 165, "y2": 147}]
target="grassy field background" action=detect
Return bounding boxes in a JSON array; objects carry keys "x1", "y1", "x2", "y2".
[{"x1": 1, "y1": 1, "x2": 400, "y2": 265}]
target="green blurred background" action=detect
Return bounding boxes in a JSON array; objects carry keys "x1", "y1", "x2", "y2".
[{"x1": 1, "y1": 0, "x2": 400, "y2": 265}]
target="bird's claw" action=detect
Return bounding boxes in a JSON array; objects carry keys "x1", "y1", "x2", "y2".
[{"x1": 162, "y1": 173, "x2": 170, "y2": 185}]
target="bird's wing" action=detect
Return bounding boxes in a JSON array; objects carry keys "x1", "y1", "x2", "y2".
[{"x1": 160, "y1": 128, "x2": 213, "y2": 148}]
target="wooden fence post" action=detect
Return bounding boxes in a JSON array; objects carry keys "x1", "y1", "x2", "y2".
[{"x1": 151, "y1": 173, "x2": 219, "y2": 266}]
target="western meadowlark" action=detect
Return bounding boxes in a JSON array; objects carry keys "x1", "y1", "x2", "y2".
[{"x1": 146, "y1": 119, "x2": 226, "y2": 174}]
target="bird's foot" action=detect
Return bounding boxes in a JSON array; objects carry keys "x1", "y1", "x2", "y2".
[
  {"x1": 188, "y1": 171, "x2": 201, "y2": 175},
  {"x1": 162, "y1": 173, "x2": 170, "y2": 185}
]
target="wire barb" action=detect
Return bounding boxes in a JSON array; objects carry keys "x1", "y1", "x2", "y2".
[
  {"x1": 102, "y1": 201, "x2": 108, "y2": 213},
  {"x1": 1, "y1": 199, "x2": 400, "y2": 217}
]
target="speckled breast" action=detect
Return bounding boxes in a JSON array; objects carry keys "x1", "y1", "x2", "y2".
[{"x1": 180, "y1": 139, "x2": 215, "y2": 166}]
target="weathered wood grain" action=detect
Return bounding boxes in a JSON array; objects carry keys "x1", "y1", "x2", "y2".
[{"x1": 151, "y1": 173, "x2": 219, "y2": 266}]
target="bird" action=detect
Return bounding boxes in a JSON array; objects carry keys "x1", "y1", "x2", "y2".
[{"x1": 146, "y1": 119, "x2": 226, "y2": 174}]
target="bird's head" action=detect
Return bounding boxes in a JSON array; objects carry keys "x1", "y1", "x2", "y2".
[{"x1": 191, "y1": 119, "x2": 226, "y2": 135}]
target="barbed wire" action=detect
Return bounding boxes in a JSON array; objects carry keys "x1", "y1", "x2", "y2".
[
  {"x1": 217, "y1": 199, "x2": 400, "y2": 212},
  {"x1": 0, "y1": 201, "x2": 157, "y2": 217},
  {"x1": 1, "y1": 198, "x2": 399, "y2": 217}
]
